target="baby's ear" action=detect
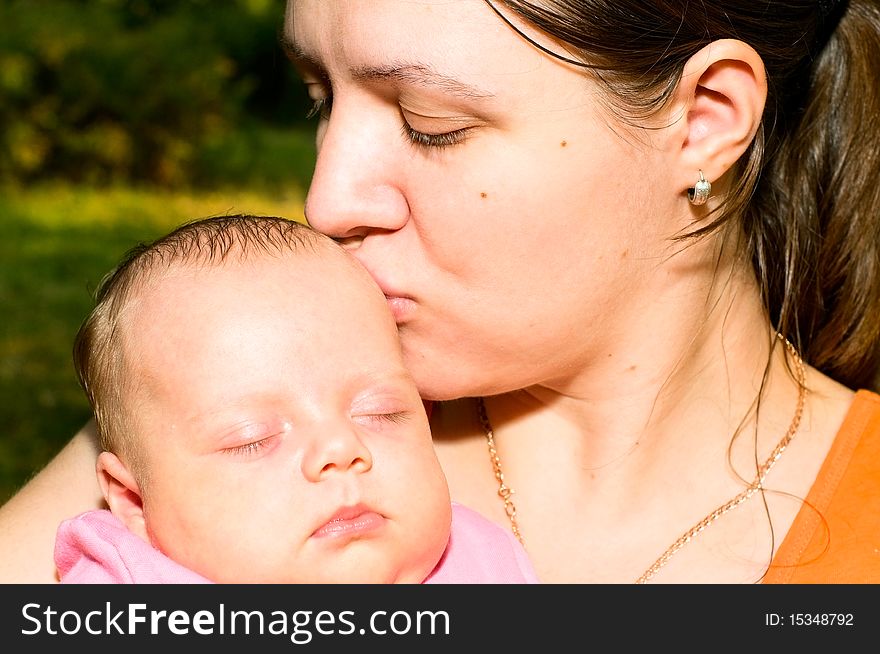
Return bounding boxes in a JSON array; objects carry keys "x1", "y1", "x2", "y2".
[{"x1": 96, "y1": 451, "x2": 149, "y2": 543}]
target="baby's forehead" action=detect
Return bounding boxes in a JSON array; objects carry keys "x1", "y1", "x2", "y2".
[
  {"x1": 139, "y1": 237, "x2": 363, "y2": 288},
  {"x1": 125, "y1": 243, "x2": 388, "y2": 341}
]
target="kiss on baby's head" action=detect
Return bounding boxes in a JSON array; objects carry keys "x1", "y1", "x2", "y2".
[{"x1": 72, "y1": 214, "x2": 452, "y2": 583}]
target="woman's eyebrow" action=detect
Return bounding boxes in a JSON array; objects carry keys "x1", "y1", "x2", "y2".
[
  {"x1": 350, "y1": 63, "x2": 496, "y2": 100},
  {"x1": 280, "y1": 35, "x2": 322, "y2": 72},
  {"x1": 280, "y1": 34, "x2": 494, "y2": 100}
]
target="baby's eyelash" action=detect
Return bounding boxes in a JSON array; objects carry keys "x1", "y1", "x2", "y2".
[
  {"x1": 224, "y1": 438, "x2": 273, "y2": 456},
  {"x1": 351, "y1": 411, "x2": 412, "y2": 429},
  {"x1": 359, "y1": 411, "x2": 411, "y2": 426}
]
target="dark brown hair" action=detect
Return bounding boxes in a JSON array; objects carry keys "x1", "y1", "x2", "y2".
[{"x1": 492, "y1": 0, "x2": 880, "y2": 390}]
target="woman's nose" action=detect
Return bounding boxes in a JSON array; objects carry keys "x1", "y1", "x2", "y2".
[
  {"x1": 304, "y1": 104, "x2": 410, "y2": 242},
  {"x1": 301, "y1": 422, "x2": 374, "y2": 482}
]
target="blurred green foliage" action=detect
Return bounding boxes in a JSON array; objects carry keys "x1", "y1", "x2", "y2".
[{"x1": 0, "y1": 0, "x2": 314, "y2": 188}]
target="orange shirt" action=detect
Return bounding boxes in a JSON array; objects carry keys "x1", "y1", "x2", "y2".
[
  {"x1": 764, "y1": 389, "x2": 880, "y2": 583},
  {"x1": 429, "y1": 391, "x2": 880, "y2": 583}
]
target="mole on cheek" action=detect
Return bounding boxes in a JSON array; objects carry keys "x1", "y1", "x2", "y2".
[
  {"x1": 560, "y1": 140, "x2": 568, "y2": 147},
  {"x1": 480, "y1": 192, "x2": 488, "y2": 199}
]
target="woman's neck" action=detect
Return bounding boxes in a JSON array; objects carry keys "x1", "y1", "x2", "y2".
[
  {"x1": 432, "y1": 246, "x2": 853, "y2": 582},
  {"x1": 518, "y1": 242, "x2": 782, "y2": 461}
]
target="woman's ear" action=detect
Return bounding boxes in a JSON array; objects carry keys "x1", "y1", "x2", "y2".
[
  {"x1": 96, "y1": 451, "x2": 150, "y2": 543},
  {"x1": 668, "y1": 38, "x2": 768, "y2": 196}
]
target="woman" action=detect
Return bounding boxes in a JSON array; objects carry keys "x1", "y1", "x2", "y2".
[{"x1": 2, "y1": 0, "x2": 879, "y2": 583}]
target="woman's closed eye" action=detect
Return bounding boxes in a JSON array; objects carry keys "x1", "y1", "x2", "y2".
[
  {"x1": 303, "y1": 77, "x2": 332, "y2": 120},
  {"x1": 305, "y1": 90, "x2": 472, "y2": 150},
  {"x1": 399, "y1": 106, "x2": 478, "y2": 150},
  {"x1": 401, "y1": 122, "x2": 471, "y2": 149},
  {"x1": 306, "y1": 96, "x2": 332, "y2": 120}
]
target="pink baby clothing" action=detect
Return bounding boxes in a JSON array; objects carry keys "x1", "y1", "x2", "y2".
[
  {"x1": 422, "y1": 502, "x2": 538, "y2": 583},
  {"x1": 55, "y1": 502, "x2": 538, "y2": 584},
  {"x1": 55, "y1": 509, "x2": 211, "y2": 583}
]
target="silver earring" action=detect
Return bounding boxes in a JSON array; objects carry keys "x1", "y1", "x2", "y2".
[{"x1": 687, "y1": 170, "x2": 711, "y2": 206}]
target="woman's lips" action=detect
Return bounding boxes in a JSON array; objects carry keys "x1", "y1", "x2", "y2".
[
  {"x1": 312, "y1": 505, "x2": 386, "y2": 539},
  {"x1": 384, "y1": 295, "x2": 416, "y2": 323},
  {"x1": 362, "y1": 265, "x2": 416, "y2": 323}
]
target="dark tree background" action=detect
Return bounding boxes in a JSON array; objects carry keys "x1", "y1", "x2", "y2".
[{"x1": 0, "y1": 0, "x2": 314, "y2": 189}]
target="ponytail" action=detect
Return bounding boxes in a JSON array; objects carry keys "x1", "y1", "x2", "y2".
[{"x1": 750, "y1": 0, "x2": 880, "y2": 390}]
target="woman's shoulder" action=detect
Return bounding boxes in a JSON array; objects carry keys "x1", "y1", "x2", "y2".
[
  {"x1": 847, "y1": 388, "x2": 880, "y2": 420},
  {"x1": 850, "y1": 387, "x2": 880, "y2": 411},
  {"x1": 825, "y1": 387, "x2": 880, "y2": 445}
]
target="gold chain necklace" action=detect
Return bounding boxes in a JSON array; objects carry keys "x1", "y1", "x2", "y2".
[
  {"x1": 478, "y1": 334, "x2": 808, "y2": 583},
  {"x1": 480, "y1": 396, "x2": 525, "y2": 545}
]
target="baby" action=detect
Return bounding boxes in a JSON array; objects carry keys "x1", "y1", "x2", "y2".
[{"x1": 55, "y1": 214, "x2": 537, "y2": 584}]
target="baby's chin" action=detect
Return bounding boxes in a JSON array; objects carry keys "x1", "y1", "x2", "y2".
[
  {"x1": 291, "y1": 558, "x2": 439, "y2": 584},
  {"x1": 287, "y1": 529, "x2": 448, "y2": 583},
  {"x1": 199, "y1": 553, "x2": 440, "y2": 584}
]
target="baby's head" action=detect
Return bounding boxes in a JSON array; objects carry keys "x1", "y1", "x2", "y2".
[{"x1": 74, "y1": 215, "x2": 451, "y2": 583}]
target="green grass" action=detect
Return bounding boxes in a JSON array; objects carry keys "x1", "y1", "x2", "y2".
[{"x1": 0, "y1": 182, "x2": 306, "y2": 504}]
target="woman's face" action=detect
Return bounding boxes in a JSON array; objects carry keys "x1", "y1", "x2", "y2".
[{"x1": 287, "y1": 0, "x2": 680, "y2": 400}]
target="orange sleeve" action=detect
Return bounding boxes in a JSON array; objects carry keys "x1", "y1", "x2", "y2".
[{"x1": 764, "y1": 390, "x2": 880, "y2": 583}]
